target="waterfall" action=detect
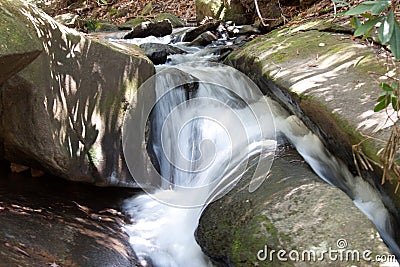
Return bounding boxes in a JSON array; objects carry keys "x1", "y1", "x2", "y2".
[
  {"x1": 122, "y1": 61, "x2": 277, "y2": 266},
  {"x1": 120, "y1": 42, "x2": 400, "y2": 266}
]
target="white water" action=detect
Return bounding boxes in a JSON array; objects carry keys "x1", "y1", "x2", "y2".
[
  {"x1": 122, "y1": 61, "x2": 277, "y2": 266},
  {"x1": 271, "y1": 102, "x2": 400, "y2": 258},
  {"x1": 122, "y1": 42, "x2": 400, "y2": 266}
]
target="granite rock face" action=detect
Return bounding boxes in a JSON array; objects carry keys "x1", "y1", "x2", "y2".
[
  {"x1": 0, "y1": 0, "x2": 154, "y2": 186},
  {"x1": 196, "y1": 149, "x2": 393, "y2": 267}
]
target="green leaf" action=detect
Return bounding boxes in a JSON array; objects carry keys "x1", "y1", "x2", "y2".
[
  {"x1": 378, "y1": 11, "x2": 395, "y2": 44},
  {"x1": 374, "y1": 98, "x2": 390, "y2": 112},
  {"x1": 354, "y1": 17, "x2": 383, "y2": 37},
  {"x1": 351, "y1": 17, "x2": 361, "y2": 28},
  {"x1": 377, "y1": 94, "x2": 387, "y2": 102},
  {"x1": 344, "y1": 4, "x2": 375, "y2": 15},
  {"x1": 380, "y1": 82, "x2": 394, "y2": 91},
  {"x1": 361, "y1": 13, "x2": 373, "y2": 19},
  {"x1": 389, "y1": 21, "x2": 400, "y2": 59},
  {"x1": 344, "y1": 1, "x2": 390, "y2": 15},
  {"x1": 369, "y1": 1, "x2": 390, "y2": 15}
]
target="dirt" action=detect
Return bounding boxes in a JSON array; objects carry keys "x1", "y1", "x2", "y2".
[
  {"x1": 38, "y1": 0, "x2": 197, "y2": 25},
  {"x1": 37, "y1": 0, "x2": 361, "y2": 28}
]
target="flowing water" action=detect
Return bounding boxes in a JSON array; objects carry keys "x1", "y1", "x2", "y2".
[{"x1": 119, "y1": 35, "x2": 400, "y2": 266}]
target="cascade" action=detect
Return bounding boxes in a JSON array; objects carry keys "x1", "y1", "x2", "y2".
[{"x1": 120, "y1": 35, "x2": 400, "y2": 266}]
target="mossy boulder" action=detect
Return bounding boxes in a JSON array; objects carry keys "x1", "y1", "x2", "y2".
[
  {"x1": 196, "y1": 148, "x2": 392, "y2": 266},
  {"x1": 0, "y1": 3, "x2": 42, "y2": 85},
  {"x1": 0, "y1": 0, "x2": 155, "y2": 186},
  {"x1": 225, "y1": 19, "x2": 399, "y2": 198}
]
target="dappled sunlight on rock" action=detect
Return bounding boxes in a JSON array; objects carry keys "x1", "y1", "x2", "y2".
[
  {"x1": 0, "y1": 0, "x2": 154, "y2": 185},
  {"x1": 226, "y1": 23, "x2": 397, "y2": 169},
  {"x1": 357, "y1": 109, "x2": 398, "y2": 133}
]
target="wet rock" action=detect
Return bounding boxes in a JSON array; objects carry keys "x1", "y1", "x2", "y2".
[
  {"x1": 188, "y1": 31, "x2": 218, "y2": 47},
  {"x1": 223, "y1": 19, "x2": 400, "y2": 259},
  {"x1": 233, "y1": 35, "x2": 249, "y2": 45},
  {"x1": 123, "y1": 19, "x2": 173, "y2": 39},
  {"x1": 196, "y1": 148, "x2": 393, "y2": 266},
  {"x1": 0, "y1": 170, "x2": 140, "y2": 266},
  {"x1": 54, "y1": 13, "x2": 80, "y2": 28},
  {"x1": 170, "y1": 27, "x2": 191, "y2": 43},
  {"x1": 139, "y1": 43, "x2": 186, "y2": 65},
  {"x1": 182, "y1": 21, "x2": 220, "y2": 42},
  {"x1": 205, "y1": 46, "x2": 234, "y2": 61},
  {"x1": 237, "y1": 25, "x2": 261, "y2": 35},
  {"x1": 227, "y1": 24, "x2": 260, "y2": 37},
  {"x1": 0, "y1": 0, "x2": 154, "y2": 186},
  {"x1": 224, "y1": 19, "x2": 397, "y2": 193}
]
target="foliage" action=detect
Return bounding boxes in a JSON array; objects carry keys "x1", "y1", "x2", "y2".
[
  {"x1": 340, "y1": 0, "x2": 400, "y2": 190},
  {"x1": 374, "y1": 81, "x2": 399, "y2": 112},
  {"x1": 342, "y1": 0, "x2": 400, "y2": 59}
]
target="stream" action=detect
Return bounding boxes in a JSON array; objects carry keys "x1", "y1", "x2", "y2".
[{"x1": 114, "y1": 29, "x2": 400, "y2": 266}]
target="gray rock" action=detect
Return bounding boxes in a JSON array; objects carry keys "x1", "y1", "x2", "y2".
[
  {"x1": 139, "y1": 43, "x2": 186, "y2": 65},
  {"x1": 0, "y1": 5, "x2": 42, "y2": 85},
  {"x1": 182, "y1": 21, "x2": 220, "y2": 42},
  {"x1": 54, "y1": 13, "x2": 80, "y2": 28},
  {"x1": 196, "y1": 148, "x2": 393, "y2": 266},
  {"x1": 0, "y1": 0, "x2": 154, "y2": 186},
  {"x1": 224, "y1": 19, "x2": 399, "y2": 195},
  {"x1": 233, "y1": 35, "x2": 248, "y2": 45},
  {"x1": 188, "y1": 31, "x2": 218, "y2": 47},
  {"x1": 236, "y1": 25, "x2": 261, "y2": 35},
  {"x1": 123, "y1": 19, "x2": 173, "y2": 39}
]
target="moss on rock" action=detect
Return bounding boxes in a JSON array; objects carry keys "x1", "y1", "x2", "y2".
[
  {"x1": 225, "y1": 19, "x2": 396, "y2": 194},
  {"x1": 196, "y1": 149, "x2": 391, "y2": 266}
]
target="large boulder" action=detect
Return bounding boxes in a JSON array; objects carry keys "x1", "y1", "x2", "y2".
[
  {"x1": 196, "y1": 148, "x2": 393, "y2": 266},
  {"x1": 139, "y1": 43, "x2": 186, "y2": 65},
  {"x1": 224, "y1": 19, "x2": 399, "y2": 193},
  {"x1": 0, "y1": 0, "x2": 155, "y2": 186},
  {"x1": 182, "y1": 21, "x2": 221, "y2": 42},
  {"x1": 221, "y1": 18, "x2": 400, "y2": 262}
]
